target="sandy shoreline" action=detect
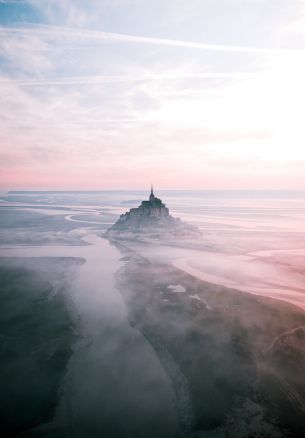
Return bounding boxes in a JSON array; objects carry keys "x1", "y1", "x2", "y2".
[
  {"x1": 111, "y1": 236, "x2": 305, "y2": 313},
  {"x1": 1, "y1": 193, "x2": 305, "y2": 437},
  {"x1": 172, "y1": 255, "x2": 305, "y2": 312}
]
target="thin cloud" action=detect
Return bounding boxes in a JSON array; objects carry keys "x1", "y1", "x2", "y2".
[
  {"x1": 0, "y1": 33, "x2": 54, "y2": 73},
  {"x1": 0, "y1": 24, "x2": 303, "y2": 54},
  {"x1": 0, "y1": 72, "x2": 257, "y2": 86}
]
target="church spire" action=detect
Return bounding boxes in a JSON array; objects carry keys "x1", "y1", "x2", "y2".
[{"x1": 149, "y1": 184, "x2": 155, "y2": 201}]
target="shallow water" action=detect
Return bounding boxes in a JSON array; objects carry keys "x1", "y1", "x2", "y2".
[
  {"x1": 1, "y1": 190, "x2": 305, "y2": 436},
  {"x1": 0, "y1": 230, "x2": 178, "y2": 437},
  {"x1": 1, "y1": 190, "x2": 305, "y2": 311},
  {"x1": 1, "y1": 190, "x2": 305, "y2": 304}
]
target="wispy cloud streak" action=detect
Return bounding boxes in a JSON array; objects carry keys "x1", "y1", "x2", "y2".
[
  {"x1": 0, "y1": 24, "x2": 303, "y2": 54},
  {"x1": 0, "y1": 72, "x2": 258, "y2": 86},
  {"x1": 1, "y1": 0, "x2": 305, "y2": 190}
]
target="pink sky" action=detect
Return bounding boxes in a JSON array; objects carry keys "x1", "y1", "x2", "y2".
[{"x1": 1, "y1": 0, "x2": 305, "y2": 190}]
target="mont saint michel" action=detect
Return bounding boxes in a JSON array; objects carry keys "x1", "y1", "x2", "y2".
[
  {"x1": 107, "y1": 187, "x2": 199, "y2": 236},
  {"x1": 2, "y1": 191, "x2": 305, "y2": 438}
]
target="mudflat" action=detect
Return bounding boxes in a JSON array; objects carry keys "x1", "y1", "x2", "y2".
[
  {"x1": 115, "y1": 248, "x2": 305, "y2": 437},
  {"x1": 0, "y1": 257, "x2": 83, "y2": 437},
  {"x1": 1, "y1": 191, "x2": 305, "y2": 437}
]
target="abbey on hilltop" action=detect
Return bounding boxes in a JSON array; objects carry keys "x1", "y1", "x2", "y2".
[
  {"x1": 107, "y1": 186, "x2": 199, "y2": 236},
  {"x1": 139, "y1": 185, "x2": 170, "y2": 218}
]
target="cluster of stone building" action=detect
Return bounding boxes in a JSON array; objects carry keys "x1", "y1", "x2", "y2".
[
  {"x1": 107, "y1": 186, "x2": 199, "y2": 236},
  {"x1": 109, "y1": 186, "x2": 173, "y2": 231}
]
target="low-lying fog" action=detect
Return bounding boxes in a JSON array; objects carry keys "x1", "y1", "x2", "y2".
[
  {"x1": 173, "y1": 193, "x2": 305, "y2": 310},
  {"x1": 112, "y1": 190, "x2": 305, "y2": 311},
  {"x1": 1, "y1": 190, "x2": 305, "y2": 437}
]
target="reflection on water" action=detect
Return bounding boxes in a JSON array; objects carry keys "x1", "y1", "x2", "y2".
[
  {"x1": 1, "y1": 190, "x2": 305, "y2": 437},
  {"x1": 0, "y1": 231, "x2": 178, "y2": 437},
  {"x1": 1, "y1": 190, "x2": 305, "y2": 310}
]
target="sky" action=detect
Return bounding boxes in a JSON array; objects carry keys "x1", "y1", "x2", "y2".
[{"x1": 1, "y1": 0, "x2": 305, "y2": 190}]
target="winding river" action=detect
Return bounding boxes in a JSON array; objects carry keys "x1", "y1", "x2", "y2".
[{"x1": 1, "y1": 224, "x2": 178, "y2": 437}]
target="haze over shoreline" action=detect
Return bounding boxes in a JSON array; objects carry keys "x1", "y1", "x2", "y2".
[
  {"x1": 1, "y1": 0, "x2": 305, "y2": 435},
  {"x1": 1, "y1": 189, "x2": 305, "y2": 436},
  {"x1": 2, "y1": 189, "x2": 305, "y2": 313}
]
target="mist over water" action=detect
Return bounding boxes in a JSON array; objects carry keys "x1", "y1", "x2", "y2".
[{"x1": 1, "y1": 190, "x2": 305, "y2": 437}]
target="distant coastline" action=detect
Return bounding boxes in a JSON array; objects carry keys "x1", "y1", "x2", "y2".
[{"x1": 6, "y1": 189, "x2": 305, "y2": 199}]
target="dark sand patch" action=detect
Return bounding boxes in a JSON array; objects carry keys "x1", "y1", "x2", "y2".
[
  {"x1": 0, "y1": 257, "x2": 84, "y2": 437},
  {"x1": 115, "y1": 250, "x2": 305, "y2": 437}
]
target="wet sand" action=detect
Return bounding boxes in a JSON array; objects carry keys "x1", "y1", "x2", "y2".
[
  {"x1": 116, "y1": 238, "x2": 305, "y2": 312},
  {"x1": 172, "y1": 253, "x2": 305, "y2": 311},
  {"x1": 114, "y1": 245, "x2": 305, "y2": 437},
  {"x1": 1, "y1": 191, "x2": 305, "y2": 437},
  {"x1": 0, "y1": 257, "x2": 82, "y2": 437},
  {"x1": 1, "y1": 232, "x2": 178, "y2": 438}
]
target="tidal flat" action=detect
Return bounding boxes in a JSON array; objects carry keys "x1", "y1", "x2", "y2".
[
  {"x1": 1, "y1": 191, "x2": 305, "y2": 437},
  {"x1": 115, "y1": 248, "x2": 305, "y2": 437},
  {"x1": 0, "y1": 257, "x2": 83, "y2": 437}
]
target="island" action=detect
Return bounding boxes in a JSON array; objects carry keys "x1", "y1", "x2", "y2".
[{"x1": 106, "y1": 186, "x2": 199, "y2": 238}]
